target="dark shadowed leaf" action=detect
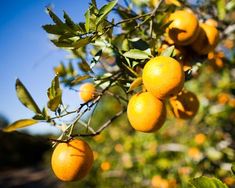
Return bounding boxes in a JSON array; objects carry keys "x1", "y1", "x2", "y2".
[
  {"x1": 63, "y1": 11, "x2": 77, "y2": 29},
  {"x1": 129, "y1": 38, "x2": 149, "y2": 50},
  {"x1": 47, "y1": 8, "x2": 64, "y2": 25},
  {"x1": 91, "y1": 0, "x2": 97, "y2": 7},
  {"x1": 96, "y1": 0, "x2": 118, "y2": 25},
  {"x1": 33, "y1": 114, "x2": 45, "y2": 120},
  {"x1": 42, "y1": 24, "x2": 65, "y2": 35},
  {"x1": 3, "y1": 119, "x2": 38, "y2": 132},
  {"x1": 123, "y1": 49, "x2": 150, "y2": 59},
  {"x1": 51, "y1": 40, "x2": 73, "y2": 48},
  {"x1": 78, "y1": 61, "x2": 92, "y2": 72},
  {"x1": 189, "y1": 176, "x2": 228, "y2": 188},
  {"x1": 15, "y1": 79, "x2": 42, "y2": 114}
]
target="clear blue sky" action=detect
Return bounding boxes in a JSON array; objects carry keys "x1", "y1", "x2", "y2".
[{"x1": 0, "y1": 0, "x2": 107, "y2": 134}]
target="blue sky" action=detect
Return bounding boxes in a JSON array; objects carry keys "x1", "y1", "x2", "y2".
[{"x1": 0, "y1": 0, "x2": 107, "y2": 134}]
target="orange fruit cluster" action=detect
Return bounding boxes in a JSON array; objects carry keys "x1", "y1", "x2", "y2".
[{"x1": 165, "y1": 9, "x2": 219, "y2": 56}]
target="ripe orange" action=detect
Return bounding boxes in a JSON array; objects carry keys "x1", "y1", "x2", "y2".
[
  {"x1": 166, "y1": 10, "x2": 199, "y2": 45},
  {"x1": 205, "y1": 18, "x2": 218, "y2": 27},
  {"x1": 79, "y1": 83, "x2": 96, "y2": 102},
  {"x1": 142, "y1": 56, "x2": 184, "y2": 99},
  {"x1": 127, "y1": 92, "x2": 166, "y2": 133},
  {"x1": 169, "y1": 89, "x2": 199, "y2": 119},
  {"x1": 191, "y1": 23, "x2": 219, "y2": 55},
  {"x1": 51, "y1": 139, "x2": 94, "y2": 181}
]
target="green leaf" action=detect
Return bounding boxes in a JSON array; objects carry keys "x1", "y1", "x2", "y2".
[
  {"x1": 84, "y1": 9, "x2": 90, "y2": 32},
  {"x1": 3, "y1": 119, "x2": 38, "y2": 132},
  {"x1": 189, "y1": 176, "x2": 228, "y2": 188},
  {"x1": 73, "y1": 37, "x2": 91, "y2": 49},
  {"x1": 161, "y1": 45, "x2": 175, "y2": 57},
  {"x1": 51, "y1": 40, "x2": 73, "y2": 48},
  {"x1": 232, "y1": 163, "x2": 235, "y2": 175},
  {"x1": 42, "y1": 24, "x2": 65, "y2": 35},
  {"x1": 47, "y1": 75, "x2": 62, "y2": 111},
  {"x1": 128, "y1": 77, "x2": 142, "y2": 92},
  {"x1": 72, "y1": 75, "x2": 91, "y2": 85},
  {"x1": 123, "y1": 49, "x2": 150, "y2": 59},
  {"x1": 96, "y1": 0, "x2": 118, "y2": 25},
  {"x1": 47, "y1": 95, "x2": 62, "y2": 112},
  {"x1": 217, "y1": 0, "x2": 226, "y2": 20},
  {"x1": 91, "y1": 0, "x2": 97, "y2": 8},
  {"x1": 63, "y1": 11, "x2": 76, "y2": 29},
  {"x1": 33, "y1": 114, "x2": 45, "y2": 120},
  {"x1": 129, "y1": 38, "x2": 149, "y2": 50},
  {"x1": 226, "y1": 1, "x2": 235, "y2": 11},
  {"x1": 47, "y1": 8, "x2": 64, "y2": 25},
  {"x1": 78, "y1": 61, "x2": 92, "y2": 72},
  {"x1": 68, "y1": 61, "x2": 75, "y2": 76},
  {"x1": 15, "y1": 79, "x2": 42, "y2": 114}
]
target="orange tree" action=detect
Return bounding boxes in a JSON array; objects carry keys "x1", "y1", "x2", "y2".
[{"x1": 3, "y1": 0, "x2": 235, "y2": 187}]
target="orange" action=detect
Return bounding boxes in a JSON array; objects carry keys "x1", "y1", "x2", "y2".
[
  {"x1": 191, "y1": 23, "x2": 219, "y2": 55},
  {"x1": 166, "y1": 10, "x2": 199, "y2": 45},
  {"x1": 187, "y1": 147, "x2": 202, "y2": 160},
  {"x1": 205, "y1": 18, "x2": 218, "y2": 27},
  {"x1": 194, "y1": 133, "x2": 206, "y2": 145},
  {"x1": 208, "y1": 51, "x2": 225, "y2": 69},
  {"x1": 51, "y1": 139, "x2": 94, "y2": 181},
  {"x1": 150, "y1": 0, "x2": 181, "y2": 7},
  {"x1": 54, "y1": 64, "x2": 66, "y2": 76},
  {"x1": 127, "y1": 92, "x2": 166, "y2": 133},
  {"x1": 79, "y1": 83, "x2": 96, "y2": 102},
  {"x1": 169, "y1": 89, "x2": 199, "y2": 119},
  {"x1": 101, "y1": 161, "x2": 111, "y2": 171},
  {"x1": 142, "y1": 56, "x2": 184, "y2": 99},
  {"x1": 151, "y1": 175, "x2": 169, "y2": 188}
]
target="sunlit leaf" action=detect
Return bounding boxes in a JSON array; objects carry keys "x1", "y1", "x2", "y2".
[
  {"x1": 217, "y1": 0, "x2": 226, "y2": 20},
  {"x1": 123, "y1": 49, "x2": 150, "y2": 60},
  {"x1": 165, "y1": 0, "x2": 182, "y2": 7},
  {"x1": 161, "y1": 45, "x2": 175, "y2": 57},
  {"x1": 189, "y1": 176, "x2": 228, "y2": 188},
  {"x1": 72, "y1": 75, "x2": 91, "y2": 85},
  {"x1": 47, "y1": 95, "x2": 62, "y2": 112},
  {"x1": 3, "y1": 119, "x2": 38, "y2": 132},
  {"x1": 232, "y1": 163, "x2": 235, "y2": 175},
  {"x1": 96, "y1": 0, "x2": 118, "y2": 25},
  {"x1": 73, "y1": 37, "x2": 91, "y2": 48},
  {"x1": 128, "y1": 77, "x2": 142, "y2": 92},
  {"x1": 47, "y1": 75, "x2": 62, "y2": 111},
  {"x1": 15, "y1": 79, "x2": 42, "y2": 114},
  {"x1": 84, "y1": 9, "x2": 90, "y2": 32}
]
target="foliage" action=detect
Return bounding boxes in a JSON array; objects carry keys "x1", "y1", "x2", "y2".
[{"x1": 3, "y1": 0, "x2": 235, "y2": 187}]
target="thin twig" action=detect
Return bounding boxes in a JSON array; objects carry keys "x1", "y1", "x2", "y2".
[{"x1": 71, "y1": 109, "x2": 126, "y2": 138}]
